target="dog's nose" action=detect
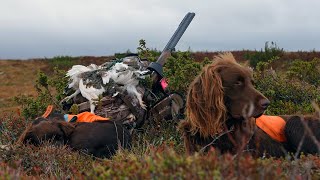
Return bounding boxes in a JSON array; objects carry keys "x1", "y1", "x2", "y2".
[{"x1": 260, "y1": 99, "x2": 270, "y2": 110}]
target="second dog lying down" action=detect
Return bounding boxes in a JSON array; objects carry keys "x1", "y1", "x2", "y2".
[{"x1": 19, "y1": 117, "x2": 131, "y2": 158}]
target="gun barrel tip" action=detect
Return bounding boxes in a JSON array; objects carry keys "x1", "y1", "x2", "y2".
[{"x1": 188, "y1": 12, "x2": 196, "y2": 16}]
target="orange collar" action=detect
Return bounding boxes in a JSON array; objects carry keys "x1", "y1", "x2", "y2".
[
  {"x1": 42, "y1": 105, "x2": 54, "y2": 118},
  {"x1": 256, "y1": 115, "x2": 287, "y2": 142}
]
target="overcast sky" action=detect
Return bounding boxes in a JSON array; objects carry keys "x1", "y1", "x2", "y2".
[{"x1": 1, "y1": 0, "x2": 319, "y2": 59}]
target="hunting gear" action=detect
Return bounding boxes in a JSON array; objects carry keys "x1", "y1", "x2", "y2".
[
  {"x1": 60, "y1": 12, "x2": 195, "y2": 132},
  {"x1": 41, "y1": 105, "x2": 109, "y2": 123}
]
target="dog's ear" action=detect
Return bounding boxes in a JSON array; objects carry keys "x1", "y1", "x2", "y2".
[
  {"x1": 56, "y1": 121, "x2": 75, "y2": 138},
  {"x1": 186, "y1": 62, "x2": 226, "y2": 138}
]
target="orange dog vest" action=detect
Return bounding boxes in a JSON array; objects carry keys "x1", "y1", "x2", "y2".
[
  {"x1": 67, "y1": 112, "x2": 109, "y2": 123},
  {"x1": 256, "y1": 115, "x2": 287, "y2": 142},
  {"x1": 41, "y1": 105, "x2": 109, "y2": 123}
]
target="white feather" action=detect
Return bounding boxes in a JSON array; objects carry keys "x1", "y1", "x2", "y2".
[
  {"x1": 62, "y1": 64, "x2": 102, "y2": 113},
  {"x1": 114, "y1": 71, "x2": 135, "y2": 85},
  {"x1": 126, "y1": 85, "x2": 146, "y2": 109},
  {"x1": 112, "y1": 92, "x2": 119, "y2": 97},
  {"x1": 63, "y1": 62, "x2": 147, "y2": 113},
  {"x1": 66, "y1": 64, "x2": 99, "y2": 88},
  {"x1": 133, "y1": 70, "x2": 149, "y2": 77},
  {"x1": 102, "y1": 62, "x2": 129, "y2": 85},
  {"x1": 107, "y1": 62, "x2": 147, "y2": 109},
  {"x1": 79, "y1": 79, "x2": 105, "y2": 113}
]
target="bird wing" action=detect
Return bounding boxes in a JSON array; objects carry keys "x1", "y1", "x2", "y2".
[{"x1": 78, "y1": 79, "x2": 105, "y2": 101}]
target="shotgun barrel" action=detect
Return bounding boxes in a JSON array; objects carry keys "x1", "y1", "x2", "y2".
[
  {"x1": 148, "y1": 12, "x2": 195, "y2": 79},
  {"x1": 158, "y1": 12, "x2": 195, "y2": 66}
]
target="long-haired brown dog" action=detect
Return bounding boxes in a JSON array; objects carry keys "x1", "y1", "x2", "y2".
[
  {"x1": 18, "y1": 117, "x2": 131, "y2": 158},
  {"x1": 179, "y1": 53, "x2": 320, "y2": 158}
]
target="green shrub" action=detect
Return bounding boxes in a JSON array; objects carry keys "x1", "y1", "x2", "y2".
[
  {"x1": 114, "y1": 49, "x2": 132, "y2": 59},
  {"x1": 136, "y1": 39, "x2": 206, "y2": 95},
  {"x1": 164, "y1": 51, "x2": 204, "y2": 95},
  {"x1": 48, "y1": 56, "x2": 77, "y2": 69},
  {"x1": 137, "y1": 39, "x2": 161, "y2": 62},
  {"x1": 13, "y1": 92, "x2": 51, "y2": 119},
  {"x1": 286, "y1": 58, "x2": 320, "y2": 87},
  {"x1": 254, "y1": 58, "x2": 320, "y2": 115},
  {"x1": 245, "y1": 41, "x2": 284, "y2": 67},
  {"x1": 48, "y1": 67, "x2": 69, "y2": 101},
  {"x1": 14, "y1": 70, "x2": 67, "y2": 119}
]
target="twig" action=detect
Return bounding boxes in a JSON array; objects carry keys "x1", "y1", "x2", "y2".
[
  {"x1": 199, "y1": 129, "x2": 234, "y2": 153},
  {"x1": 294, "y1": 133, "x2": 306, "y2": 159}
]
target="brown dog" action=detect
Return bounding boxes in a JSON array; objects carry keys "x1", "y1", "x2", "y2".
[
  {"x1": 179, "y1": 53, "x2": 320, "y2": 157},
  {"x1": 19, "y1": 117, "x2": 131, "y2": 158}
]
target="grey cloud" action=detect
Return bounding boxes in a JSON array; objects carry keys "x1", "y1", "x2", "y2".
[{"x1": 1, "y1": 0, "x2": 320, "y2": 59}]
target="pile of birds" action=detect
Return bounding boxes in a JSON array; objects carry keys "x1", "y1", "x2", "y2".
[{"x1": 61, "y1": 56, "x2": 149, "y2": 113}]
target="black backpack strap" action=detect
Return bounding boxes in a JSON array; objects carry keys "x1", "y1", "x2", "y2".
[{"x1": 148, "y1": 93, "x2": 185, "y2": 123}]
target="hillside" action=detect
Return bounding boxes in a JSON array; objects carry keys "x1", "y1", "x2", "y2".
[
  {"x1": 1, "y1": 50, "x2": 320, "y2": 114},
  {"x1": 0, "y1": 50, "x2": 320, "y2": 179}
]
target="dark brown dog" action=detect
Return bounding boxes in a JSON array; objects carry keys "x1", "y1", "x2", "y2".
[
  {"x1": 19, "y1": 118, "x2": 131, "y2": 158},
  {"x1": 179, "y1": 53, "x2": 320, "y2": 157}
]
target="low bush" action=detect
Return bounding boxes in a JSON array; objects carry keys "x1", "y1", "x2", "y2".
[
  {"x1": 254, "y1": 58, "x2": 320, "y2": 115},
  {"x1": 2, "y1": 142, "x2": 319, "y2": 179},
  {"x1": 48, "y1": 56, "x2": 78, "y2": 70},
  {"x1": 164, "y1": 51, "x2": 204, "y2": 95},
  {"x1": 137, "y1": 39, "x2": 161, "y2": 62},
  {"x1": 83, "y1": 147, "x2": 320, "y2": 179},
  {"x1": 13, "y1": 70, "x2": 66, "y2": 119},
  {"x1": 245, "y1": 41, "x2": 284, "y2": 68},
  {"x1": 287, "y1": 58, "x2": 320, "y2": 87}
]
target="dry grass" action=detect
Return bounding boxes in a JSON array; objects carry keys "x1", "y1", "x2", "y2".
[
  {"x1": 0, "y1": 60, "x2": 48, "y2": 113},
  {"x1": 0, "y1": 56, "x2": 113, "y2": 114}
]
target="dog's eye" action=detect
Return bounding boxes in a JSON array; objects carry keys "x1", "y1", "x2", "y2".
[
  {"x1": 234, "y1": 76, "x2": 245, "y2": 86},
  {"x1": 234, "y1": 81, "x2": 243, "y2": 86}
]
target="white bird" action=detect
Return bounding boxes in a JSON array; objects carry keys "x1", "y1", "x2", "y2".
[
  {"x1": 78, "y1": 78, "x2": 105, "y2": 113},
  {"x1": 63, "y1": 61, "x2": 148, "y2": 114},
  {"x1": 61, "y1": 64, "x2": 105, "y2": 113},
  {"x1": 101, "y1": 62, "x2": 148, "y2": 109}
]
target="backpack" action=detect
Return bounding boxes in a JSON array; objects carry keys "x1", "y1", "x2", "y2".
[{"x1": 62, "y1": 54, "x2": 185, "y2": 131}]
